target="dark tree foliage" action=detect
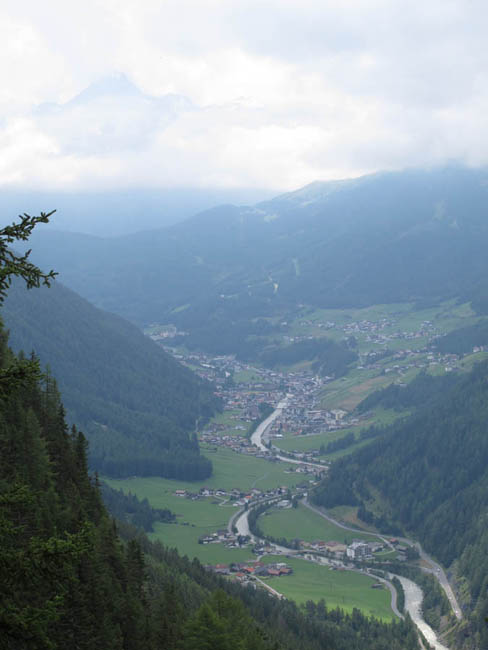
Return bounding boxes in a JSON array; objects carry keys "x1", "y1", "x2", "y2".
[
  {"x1": 434, "y1": 320, "x2": 488, "y2": 356},
  {"x1": 391, "y1": 577, "x2": 405, "y2": 614},
  {"x1": 246, "y1": 402, "x2": 274, "y2": 438},
  {"x1": 0, "y1": 324, "x2": 422, "y2": 650},
  {"x1": 382, "y1": 564, "x2": 449, "y2": 632},
  {"x1": 314, "y1": 360, "x2": 488, "y2": 647},
  {"x1": 356, "y1": 370, "x2": 459, "y2": 414},
  {"x1": 260, "y1": 337, "x2": 357, "y2": 378},
  {"x1": 0, "y1": 212, "x2": 57, "y2": 399},
  {"x1": 0, "y1": 212, "x2": 421, "y2": 650},
  {"x1": 3, "y1": 277, "x2": 221, "y2": 480},
  {"x1": 100, "y1": 483, "x2": 175, "y2": 532},
  {"x1": 319, "y1": 431, "x2": 356, "y2": 455},
  {"x1": 0, "y1": 211, "x2": 56, "y2": 301}
]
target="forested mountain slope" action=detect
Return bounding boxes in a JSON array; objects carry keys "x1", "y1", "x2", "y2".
[
  {"x1": 313, "y1": 362, "x2": 488, "y2": 648},
  {"x1": 2, "y1": 279, "x2": 220, "y2": 479},
  {"x1": 0, "y1": 318, "x2": 421, "y2": 650},
  {"x1": 23, "y1": 166, "x2": 488, "y2": 359}
]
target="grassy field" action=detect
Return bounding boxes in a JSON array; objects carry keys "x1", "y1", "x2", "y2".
[
  {"x1": 324, "y1": 505, "x2": 384, "y2": 534},
  {"x1": 207, "y1": 409, "x2": 250, "y2": 435},
  {"x1": 104, "y1": 445, "x2": 308, "y2": 565},
  {"x1": 289, "y1": 300, "x2": 479, "y2": 345},
  {"x1": 234, "y1": 369, "x2": 264, "y2": 384},
  {"x1": 319, "y1": 368, "x2": 399, "y2": 411},
  {"x1": 259, "y1": 556, "x2": 394, "y2": 619},
  {"x1": 107, "y1": 446, "x2": 304, "y2": 497},
  {"x1": 274, "y1": 427, "x2": 354, "y2": 453},
  {"x1": 150, "y1": 521, "x2": 254, "y2": 564},
  {"x1": 458, "y1": 350, "x2": 488, "y2": 371},
  {"x1": 274, "y1": 409, "x2": 402, "y2": 460},
  {"x1": 258, "y1": 503, "x2": 381, "y2": 545}
]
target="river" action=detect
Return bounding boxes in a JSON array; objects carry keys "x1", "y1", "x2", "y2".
[
  {"x1": 248, "y1": 400, "x2": 456, "y2": 647},
  {"x1": 397, "y1": 576, "x2": 449, "y2": 650}
]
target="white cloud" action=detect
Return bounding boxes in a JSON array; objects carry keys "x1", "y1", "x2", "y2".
[{"x1": 0, "y1": 1, "x2": 487, "y2": 192}]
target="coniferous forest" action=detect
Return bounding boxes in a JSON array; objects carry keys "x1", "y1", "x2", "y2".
[
  {"x1": 0, "y1": 215, "x2": 421, "y2": 649},
  {"x1": 314, "y1": 362, "x2": 488, "y2": 648},
  {"x1": 2, "y1": 278, "x2": 220, "y2": 480},
  {"x1": 0, "y1": 362, "x2": 421, "y2": 649},
  {"x1": 3, "y1": 5, "x2": 488, "y2": 648}
]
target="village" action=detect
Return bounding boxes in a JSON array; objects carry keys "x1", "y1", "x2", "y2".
[
  {"x1": 202, "y1": 535, "x2": 411, "y2": 590},
  {"x1": 145, "y1": 313, "x2": 481, "y2": 539}
]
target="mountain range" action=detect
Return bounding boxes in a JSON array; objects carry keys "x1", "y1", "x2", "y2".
[{"x1": 21, "y1": 165, "x2": 488, "y2": 357}]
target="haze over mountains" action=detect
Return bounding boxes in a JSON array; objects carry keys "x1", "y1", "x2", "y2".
[
  {"x1": 1, "y1": 74, "x2": 274, "y2": 237},
  {"x1": 4, "y1": 3, "x2": 488, "y2": 648},
  {"x1": 24, "y1": 165, "x2": 488, "y2": 354},
  {"x1": 0, "y1": 187, "x2": 274, "y2": 237},
  {"x1": 4, "y1": 164, "x2": 488, "y2": 649}
]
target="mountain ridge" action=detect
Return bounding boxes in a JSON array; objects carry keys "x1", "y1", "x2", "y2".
[
  {"x1": 19, "y1": 165, "x2": 488, "y2": 355},
  {"x1": 2, "y1": 278, "x2": 220, "y2": 479}
]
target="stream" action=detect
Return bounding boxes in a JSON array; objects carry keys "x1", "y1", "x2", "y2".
[{"x1": 396, "y1": 575, "x2": 449, "y2": 650}]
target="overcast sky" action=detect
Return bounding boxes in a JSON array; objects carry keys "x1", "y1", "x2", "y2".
[{"x1": 1, "y1": 0, "x2": 487, "y2": 193}]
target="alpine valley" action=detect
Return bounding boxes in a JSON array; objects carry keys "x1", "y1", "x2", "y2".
[{"x1": 3, "y1": 165, "x2": 488, "y2": 649}]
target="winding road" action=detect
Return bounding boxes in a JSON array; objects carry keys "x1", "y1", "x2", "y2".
[
  {"x1": 247, "y1": 396, "x2": 461, "y2": 648},
  {"x1": 302, "y1": 498, "x2": 462, "y2": 621},
  {"x1": 251, "y1": 399, "x2": 288, "y2": 451},
  {"x1": 232, "y1": 504, "x2": 402, "y2": 618},
  {"x1": 251, "y1": 397, "x2": 327, "y2": 471}
]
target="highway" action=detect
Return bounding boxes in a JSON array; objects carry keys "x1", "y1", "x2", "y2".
[
  {"x1": 302, "y1": 498, "x2": 462, "y2": 620},
  {"x1": 250, "y1": 399, "x2": 289, "y2": 450},
  {"x1": 251, "y1": 397, "x2": 327, "y2": 471},
  {"x1": 232, "y1": 502, "x2": 403, "y2": 620},
  {"x1": 249, "y1": 397, "x2": 461, "y2": 645}
]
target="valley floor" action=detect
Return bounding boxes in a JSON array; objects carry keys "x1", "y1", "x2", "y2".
[{"x1": 109, "y1": 300, "x2": 481, "y2": 642}]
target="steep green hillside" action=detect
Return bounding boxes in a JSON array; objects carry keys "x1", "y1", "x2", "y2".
[
  {"x1": 0, "y1": 334, "x2": 420, "y2": 649},
  {"x1": 2, "y1": 279, "x2": 220, "y2": 479},
  {"x1": 314, "y1": 362, "x2": 488, "y2": 648},
  {"x1": 23, "y1": 166, "x2": 488, "y2": 360},
  {"x1": 0, "y1": 213, "x2": 420, "y2": 650}
]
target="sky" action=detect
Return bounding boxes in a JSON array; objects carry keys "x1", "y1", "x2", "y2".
[{"x1": 1, "y1": 0, "x2": 488, "y2": 193}]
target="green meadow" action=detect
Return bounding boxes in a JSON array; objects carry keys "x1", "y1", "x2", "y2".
[
  {"x1": 289, "y1": 300, "x2": 479, "y2": 347},
  {"x1": 150, "y1": 521, "x2": 253, "y2": 565},
  {"x1": 258, "y1": 503, "x2": 381, "y2": 545},
  {"x1": 259, "y1": 556, "x2": 394, "y2": 619},
  {"x1": 107, "y1": 446, "x2": 303, "y2": 498},
  {"x1": 275, "y1": 428, "x2": 353, "y2": 453}
]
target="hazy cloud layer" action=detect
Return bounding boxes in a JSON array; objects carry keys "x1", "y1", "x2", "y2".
[{"x1": 1, "y1": 0, "x2": 487, "y2": 191}]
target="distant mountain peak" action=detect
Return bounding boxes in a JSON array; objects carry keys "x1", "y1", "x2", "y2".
[{"x1": 68, "y1": 72, "x2": 142, "y2": 106}]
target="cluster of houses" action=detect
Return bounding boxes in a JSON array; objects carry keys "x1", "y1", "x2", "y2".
[
  {"x1": 173, "y1": 485, "x2": 301, "y2": 510},
  {"x1": 174, "y1": 486, "x2": 228, "y2": 500},
  {"x1": 298, "y1": 539, "x2": 387, "y2": 561},
  {"x1": 296, "y1": 316, "x2": 439, "y2": 348},
  {"x1": 300, "y1": 540, "x2": 347, "y2": 556},
  {"x1": 358, "y1": 347, "x2": 462, "y2": 376},
  {"x1": 270, "y1": 404, "x2": 360, "y2": 439},
  {"x1": 199, "y1": 430, "x2": 278, "y2": 460},
  {"x1": 145, "y1": 323, "x2": 188, "y2": 340},
  {"x1": 198, "y1": 530, "x2": 250, "y2": 549},
  {"x1": 206, "y1": 561, "x2": 293, "y2": 580}
]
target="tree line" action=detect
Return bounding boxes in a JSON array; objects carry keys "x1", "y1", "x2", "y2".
[{"x1": 313, "y1": 361, "x2": 488, "y2": 647}]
